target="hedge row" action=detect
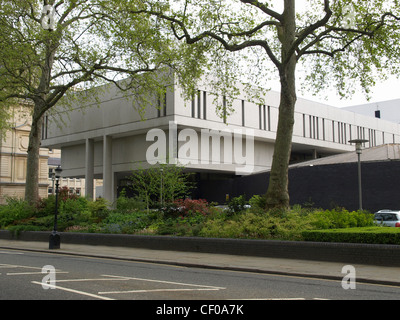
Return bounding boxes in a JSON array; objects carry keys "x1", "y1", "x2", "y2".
[{"x1": 302, "y1": 227, "x2": 400, "y2": 245}]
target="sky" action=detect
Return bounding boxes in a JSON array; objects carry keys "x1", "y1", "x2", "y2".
[
  {"x1": 296, "y1": 76, "x2": 400, "y2": 108},
  {"x1": 272, "y1": 0, "x2": 400, "y2": 108}
]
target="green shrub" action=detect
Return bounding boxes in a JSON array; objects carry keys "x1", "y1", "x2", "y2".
[
  {"x1": 36, "y1": 196, "x2": 111, "y2": 228},
  {"x1": 156, "y1": 215, "x2": 206, "y2": 237},
  {"x1": 36, "y1": 196, "x2": 56, "y2": 217},
  {"x1": 101, "y1": 210, "x2": 158, "y2": 234},
  {"x1": 55, "y1": 198, "x2": 91, "y2": 230},
  {"x1": 88, "y1": 198, "x2": 110, "y2": 222},
  {"x1": 59, "y1": 197, "x2": 88, "y2": 215},
  {"x1": 155, "y1": 199, "x2": 212, "y2": 236},
  {"x1": 58, "y1": 186, "x2": 79, "y2": 202},
  {"x1": 2, "y1": 192, "x2": 383, "y2": 244},
  {"x1": 248, "y1": 195, "x2": 267, "y2": 213},
  {"x1": 198, "y1": 211, "x2": 315, "y2": 240},
  {"x1": 174, "y1": 199, "x2": 210, "y2": 216},
  {"x1": 302, "y1": 227, "x2": 400, "y2": 244},
  {"x1": 156, "y1": 220, "x2": 191, "y2": 236},
  {"x1": 128, "y1": 164, "x2": 195, "y2": 211},
  {"x1": 0, "y1": 197, "x2": 35, "y2": 228},
  {"x1": 158, "y1": 199, "x2": 211, "y2": 221},
  {"x1": 31, "y1": 215, "x2": 54, "y2": 230},
  {"x1": 308, "y1": 208, "x2": 374, "y2": 229},
  {"x1": 227, "y1": 195, "x2": 248, "y2": 215},
  {"x1": 116, "y1": 190, "x2": 146, "y2": 212},
  {"x1": 7, "y1": 224, "x2": 48, "y2": 235}
]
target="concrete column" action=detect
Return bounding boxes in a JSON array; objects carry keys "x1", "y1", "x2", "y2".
[
  {"x1": 85, "y1": 138, "x2": 94, "y2": 200},
  {"x1": 103, "y1": 135, "x2": 113, "y2": 204},
  {"x1": 169, "y1": 121, "x2": 178, "y2": 164},
  {"x1": 312, "y1": 149, "x2": 318, "y2": 160}
]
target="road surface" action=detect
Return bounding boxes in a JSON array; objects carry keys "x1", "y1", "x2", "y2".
[{"x1": 1, "y1": 248, "x2": 400, "y2": 305}]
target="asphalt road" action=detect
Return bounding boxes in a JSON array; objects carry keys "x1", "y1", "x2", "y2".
[{"x1": 1, "y1": 248, "x2": 400, "y2": 304}]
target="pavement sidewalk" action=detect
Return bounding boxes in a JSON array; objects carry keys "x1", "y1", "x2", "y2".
[{"x1": 1, "y1": 239, "x2": 399, "y2": 287}]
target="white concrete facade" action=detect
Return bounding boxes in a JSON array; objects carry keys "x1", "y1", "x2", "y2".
[
  {"x1": 344, "y1": 98, "x2": 400, "y2": 124},
  {"x1": 42, "y1": 74, "x2": 400, "y2": 204}
]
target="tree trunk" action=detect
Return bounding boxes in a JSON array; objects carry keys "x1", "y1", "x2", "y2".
[
  {"x1": 25, "y1": 104, "x2": 44, "y2": 205},
  {"x1": 265, "y1": 67, "x2": 296, "y2": 210},
  {"x1": 24, "y1": 33, "x2": 58, "y2": 204},
  {"x1": 265, "y1": 0, "x2": 297, "y2": 210}
]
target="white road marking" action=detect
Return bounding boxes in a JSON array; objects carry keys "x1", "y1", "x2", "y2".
[
  {"x1": 0, "y1": 264, "x2": 65, "y2": 276},
  {"x1": 5, "y1": 264, "x2": 224, "y2": 299},
  {"x1": 0, "y1": 264, "x2": 21, "y2": 268},
  {"x1": 7, "y1": 271, "x2": 69, "y2": 276},
  {"x1": 55, "y1": 276, "x2": 129, "y2": 283},
  {"x1": 0, "y1": 264, "x2": 42, "y2": 270},
  {"x1": 0, "y1": 251, "x2": 24, "y2": 255},
  {"x1": 31, "y1": 281, "x2": 114, "y2": 300},
  {"x1": 102, "y1": 274, "x2": 226, "y2": 290},
  {"x1": 99, "y1": 288, "x2": 221, "y2": 295},
  {"x1": 96, "y1": 274, "x2": 226, "y2": 295}
]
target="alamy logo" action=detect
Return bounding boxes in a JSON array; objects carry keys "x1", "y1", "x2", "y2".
[
  {"x1": 341, "y1": 265, "x2": 356, "y2": 290},
  {"x1": 42, "y1": 5, "x2": 56, "y2": 30},
  {"x1": 41, "y1": 265, "x2": 56, "y2": 290},
  {"x1": 146, "y1": 121, "x2": 255, "y2": 174},
  {"x1": 342, "y1": 4, "x2": 357, "y2": 29}
]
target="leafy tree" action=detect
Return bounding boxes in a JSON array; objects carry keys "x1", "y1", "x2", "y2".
[
  {"x1": 128, "y1": 164, "x2": 194, "y2": 212},
  {"x1": 0, "y1": 0, "x2": 208, "y2": 204},
  {"x1": 127, "y1": 0, "x2": 400, "y2": 210}
]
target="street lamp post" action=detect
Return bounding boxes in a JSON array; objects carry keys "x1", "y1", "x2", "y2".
[
  {"x1": 51, "y1": 168, "x2": 55, "y2": 195},
  {"x1": 349, "y1": 139, "x2": 368, "y2": 211},
  {"x1": 49, "y1": 165, "x2": 62, "y2": 249}
]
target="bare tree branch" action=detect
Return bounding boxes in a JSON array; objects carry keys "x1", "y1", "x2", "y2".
[
  {"x1": 239, "y1": 0, "x2": 282, "y2": 21},
  {"x1": 129, "y1": 7, "x2": 282, "y2": 69}
]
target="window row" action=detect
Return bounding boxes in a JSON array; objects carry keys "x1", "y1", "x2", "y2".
[
  {"x1": 48, "y1": 187, "x2": 81, "y2": 196},
  {"x1": 191, "y1": 90, "x2": 207, "y2": 120},
  {"x1": 187, "y1": 91, "x2": 399, "y2": 146},
  {"x1": 190, "y1": 91, "x2": 273, "y2": 131},
  {"x1": 301, "y1": 114, "x2": 397, "y2": 146},
  {"x1": 258, "y1": 104, "x2": 271, "y2": 131}
]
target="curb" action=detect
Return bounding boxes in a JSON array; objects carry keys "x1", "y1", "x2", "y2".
[
  {"x1": 2, "y1": 244, "x2": 400, "y2": 288},
  {"x1": 2, "y1": 230, "x2": 400, "y2": 267}
]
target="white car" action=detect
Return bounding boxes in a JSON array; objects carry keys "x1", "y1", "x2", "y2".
[{"x1": 374, "y1": 210, "x2": 400, "y2": 227}]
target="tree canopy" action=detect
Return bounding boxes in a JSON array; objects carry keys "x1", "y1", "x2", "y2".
[
  {"x1": 127, "y1": 0, "x2": 400, "y2": 98},
  {"x1": 2, "y1": 0, "x2": 399, "y2": 208},
  {"x1": 0, "y1": 0, "x2": 209, "y2": 204},
  {"x1": 125, "y1": 0, "x2": 400, "y2": 209}
]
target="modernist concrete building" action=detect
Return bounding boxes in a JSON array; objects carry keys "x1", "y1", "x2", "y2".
[
  {"x1": 344, "y1": 98, "x2": 400, "y2": 124},
  {"x1": 42, "y1": 74, "x2": 400, "y2": 205},
  {"x1": 47, "y1": 149, "x2": 103, "y2": 198}
]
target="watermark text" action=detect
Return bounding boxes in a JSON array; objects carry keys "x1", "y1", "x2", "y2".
[{"x1": 146, "y1": 121, "x2": 255, "y2": 174}]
